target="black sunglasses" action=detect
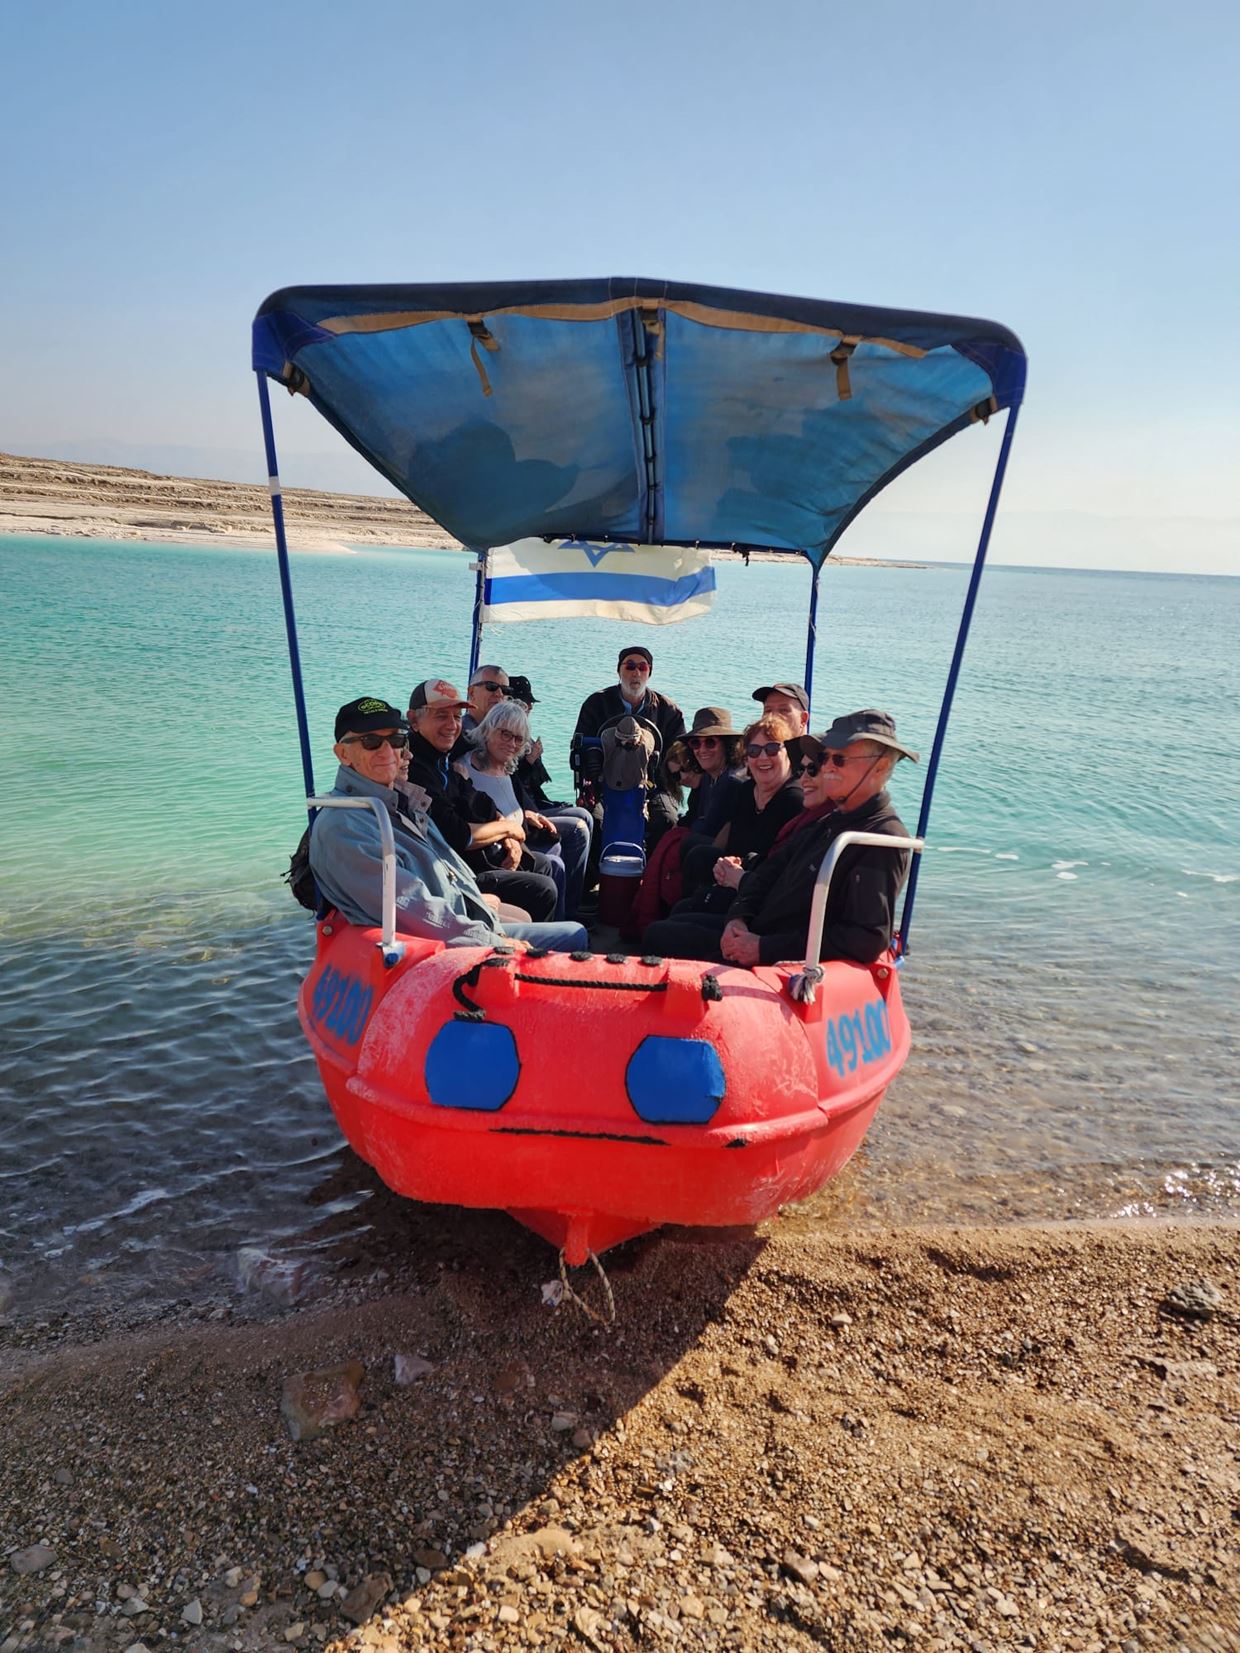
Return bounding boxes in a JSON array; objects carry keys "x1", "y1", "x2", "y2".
[
  {"x1": 343, "y1": 731, "x2": 408, "y2": 751},
  {"x1": 800, "y1": 749, "x2": 874, "y2": 775},
  {"x1": 475, "y1": 680, "x2": 507, "y2": 693},
  {"x1": 620, "y1": 658, "x2": 650, "y2": 671},
  {"x1": 746, "y1": 741, "x2": 783, "y2": 759}
]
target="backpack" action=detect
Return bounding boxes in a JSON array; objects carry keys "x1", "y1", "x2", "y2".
[{"x1": 284, "y1": 823, "x2": 320, "y2": 912}]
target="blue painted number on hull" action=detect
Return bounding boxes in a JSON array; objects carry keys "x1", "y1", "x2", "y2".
[
  {"x1": 310, "y1": 965, "x2": 373, "y2": 1045},
  {"x1": 825, "y1": 999, "x2": 892, "y2": 1079}
]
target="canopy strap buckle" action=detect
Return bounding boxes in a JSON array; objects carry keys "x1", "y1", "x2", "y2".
[
  {"x1": 468, "y1": 319, "x2": 499, "y2": 397},
  {"x1": 639, "y1": 305, "x2": 665, "y2": 360},
  {"x1": 830, "y1": 337, "x2": 859, "y2": 401}
]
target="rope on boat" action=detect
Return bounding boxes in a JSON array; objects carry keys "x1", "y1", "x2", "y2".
[
  {"x1": 557, "y1": 1248, "x2": 616, "y2": 1327},
  {"x1": 452, "y1": 951, "x2": 673, "y2": 1021},
  {"x1": 785, "y1": 964, "x2": 824, "y2": 1005}
]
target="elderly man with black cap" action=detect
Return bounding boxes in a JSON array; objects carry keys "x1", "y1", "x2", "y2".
[
  {"x1": 644, "y1": 709, "x2": 917, "y2": 968},
  {"x1": 307, "y1": 696, "x2": 587, "y2": 953},
  {"x1": 573, "y1": 645, "x2": 686, "y2": 846}
]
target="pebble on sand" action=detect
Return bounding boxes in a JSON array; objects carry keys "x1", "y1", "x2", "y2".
[
  {"x1": 340, "y1": 1571, "x2": 391, "y2": 1624},
  {"x1": 280, "y1": 1359, "x2": 365, "y2": 1441},
  {"x1": 393, "y1": 1352, "x2": 435, "y2": 1385},
  {"x1": 9, "y1": 1544, "x2": 56, "y2": 1574},
  {"x1": 782, "y1": 1550, "x2": 820, "y2": 1585},
  {"x1": 1160, "y1": 1279, "x2": 1224, "y2": 1322},
  {"x1": 237, "y1": 1246, "x2": 322, "y2": 1306}
]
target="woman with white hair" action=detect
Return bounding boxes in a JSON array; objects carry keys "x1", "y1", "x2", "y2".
[{"x1": 457, "y1": 699, "x2": 590, "y2": 922}]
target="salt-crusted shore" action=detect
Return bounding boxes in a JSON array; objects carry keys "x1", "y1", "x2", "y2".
[
  {"x1": 0, "y1": 453, "x2": 922, "y2": 565},
  {"x1": 2, "y1": 1219, "x2": 1237, "y2": 1652},
  {"x1": 0, "y1": 453, "x2": 457, "y2": 554}
]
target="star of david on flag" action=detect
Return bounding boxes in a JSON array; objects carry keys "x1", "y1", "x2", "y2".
[{"x1": 480, "y1": 539, "x2": 716, "y2": 625}]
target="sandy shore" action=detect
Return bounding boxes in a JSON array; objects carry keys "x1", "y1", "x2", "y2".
[
  {"x1": 2, "y1": 1218, "x2": 1237, "y2": 1652},
  {"x1": 0, "y1": 452, "x2": 922, "y2": 566}
]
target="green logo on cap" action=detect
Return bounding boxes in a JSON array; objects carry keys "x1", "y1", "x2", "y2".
[{"x1": 356, "y1": 698, "x2": 389, "y2": 714}]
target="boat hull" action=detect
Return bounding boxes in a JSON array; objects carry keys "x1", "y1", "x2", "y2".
[{"x1": 300, "y1": 921, "x2": 908, "y2": 1262}]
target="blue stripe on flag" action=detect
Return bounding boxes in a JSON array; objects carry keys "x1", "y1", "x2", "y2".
[{"x1": 484, "y1": 568, "x2": 716, "y2": 607}]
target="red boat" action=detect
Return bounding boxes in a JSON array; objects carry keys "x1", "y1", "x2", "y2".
[
  {"x1": 300, "y1": 882, "x2": 909, "y2": 1265},
  {"x1": 253, "y1": 276, "x2": 1025, "y2": 1266}
]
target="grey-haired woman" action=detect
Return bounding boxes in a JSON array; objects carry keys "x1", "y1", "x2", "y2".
[{"x1": 457, "y1": 701, "x2": 591, "y2": 921}]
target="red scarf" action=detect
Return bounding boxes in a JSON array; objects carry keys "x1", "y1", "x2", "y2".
[{"x1": 772, "y1": 798, "x2": 836, "y2": 849}]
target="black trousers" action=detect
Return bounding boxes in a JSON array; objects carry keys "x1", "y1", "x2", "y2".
[
  {"x1": 476, "y1": 866, "x2": 558, "y2": 921},
  {"x1": 643, "y1": 910, "x2": 729, "y2": 962}
]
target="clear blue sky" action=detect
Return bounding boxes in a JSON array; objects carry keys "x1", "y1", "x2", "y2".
[{"x1": 2, "y1": 0, "x2": 1236, "y2": 572}]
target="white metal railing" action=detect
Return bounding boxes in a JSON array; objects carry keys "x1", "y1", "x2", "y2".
[
  {"x1": 787, "y1": 831, "x2": 924, "y2": 1003},
  {"x1": 307, "y1": 795, "x2": 403, "y2": 962}
]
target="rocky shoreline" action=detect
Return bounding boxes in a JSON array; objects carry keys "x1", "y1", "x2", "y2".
[{"x1": 3, "y1": 1220, "x2": 1237, "y2": 1652}]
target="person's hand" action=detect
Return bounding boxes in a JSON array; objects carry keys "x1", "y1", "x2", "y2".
[
  {"x1": 528, "y1": 736, "x2": 543, "y2": 762},
  {"x1": 499, "y1": 936, "x2": 531, "y2": 954},
  {"x1": 721, "y1": 919, "x2": 761, "y2": 967},
  {"x1": 499, "y1": 837, "x2": 523, "y2": 870},
  {"x1": 481, "y1": 892, "x2": 503, "y2": 911},
  {"x1": 714, "y1": 856, "x2": 744, "y2": 889},
  {"x1": 505, "y1": 814, "x2": 526, "y2": 842},
  {"x1": 524, "y1": 811, "x2": 558, "y2": 840}
]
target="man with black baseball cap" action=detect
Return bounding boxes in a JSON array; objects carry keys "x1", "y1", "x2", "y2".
[
  {"x1": 645, "y1": 708, "x2": 916, "y2": 968},
  {"x1": 572, "y1": 645, "x2": 686, "y2": 847},
  {"x1": 751, "y1": 681, "x2": 810, "y2": 735},
  {"x1": 307, "y1": 695, "x2": 587, "y2": 952}
]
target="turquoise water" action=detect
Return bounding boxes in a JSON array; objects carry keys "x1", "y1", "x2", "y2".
[{"x1": 1, "y1": 534, "x2": 1237, "y2": 1320}]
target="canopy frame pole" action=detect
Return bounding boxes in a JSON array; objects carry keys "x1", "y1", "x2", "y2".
[
  {"x1": 803, "y1": 561, "x2": 822, "y2": 714},
  {"x1": 256, "y1": 371, "x2": 316, "y2": 802},
  {"x1": 467, "y1": 550, "x2": 486, "y2": 682},
  {"x1": 897, "y1": 405, "x2": 1021, "y2": 956}
]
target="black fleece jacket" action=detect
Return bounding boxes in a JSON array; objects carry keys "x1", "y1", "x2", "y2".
[
  {"x1": 573, "y1": 684, "x2": 685, "y2": 752},
  {"x1": 405, "y1": 731, "x2": 494, "y2": 858},
  {"x1": 728, "y1": 789, "x2": 912, "y2": 966}
]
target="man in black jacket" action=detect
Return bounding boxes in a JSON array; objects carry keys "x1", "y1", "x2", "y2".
[
  {"x1": 405, "y1": 676, "x2": 560, "y2": 920},
  {"x1": 573, "y1": 645, "x2": 685, "y2": 846},
  {"x1": 644, "y1": 710, "x2": 917, "y2": 967}
]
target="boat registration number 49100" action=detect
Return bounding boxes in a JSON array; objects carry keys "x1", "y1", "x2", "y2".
[
  {"x1": 310, "y1": 966, "x2": 373, "y2": 1045},
  {"x1": 825, "y1": 1000, "x2": 893, "y2": 1078}
]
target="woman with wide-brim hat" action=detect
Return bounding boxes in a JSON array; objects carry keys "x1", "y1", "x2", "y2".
[{"x1": 681, "y1": 706, "x2": 745, "y2": 828}]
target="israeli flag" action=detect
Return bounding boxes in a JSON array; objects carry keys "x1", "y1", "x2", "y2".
[{"x1": 481, "y1": 538, "x2": 716, "y2": 626}]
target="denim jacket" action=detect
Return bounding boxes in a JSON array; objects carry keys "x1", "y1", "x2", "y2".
[{"x1": 308, "y1": 766, "x2": 503, "y2": 948}]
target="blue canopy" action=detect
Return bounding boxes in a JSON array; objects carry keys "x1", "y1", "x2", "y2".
[{"x1": 252, "y1": 277, "x2": 1025, "y2": 568}]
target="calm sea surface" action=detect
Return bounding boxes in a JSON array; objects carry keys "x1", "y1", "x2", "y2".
[{"x1": 1, "y1": 534, "x2": 1237, "y2": 1322}]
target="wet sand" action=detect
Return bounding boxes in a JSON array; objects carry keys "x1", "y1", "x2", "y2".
[{"x1": 2, "y1": 1217, "x2": 1237, "y2": 1652}]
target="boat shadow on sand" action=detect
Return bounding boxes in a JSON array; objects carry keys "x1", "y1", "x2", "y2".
[{"x1": 1, "y1": 1149, "x2": 773, "y2": 1643}]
